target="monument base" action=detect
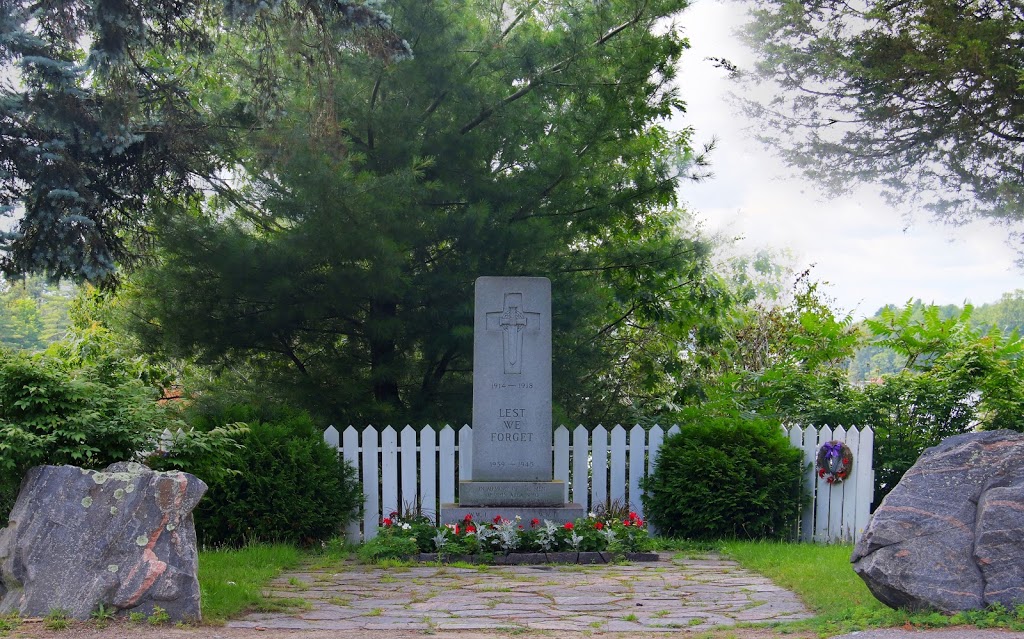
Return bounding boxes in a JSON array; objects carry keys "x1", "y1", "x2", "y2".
[
  {"x1": 438, "y1": 503, "x2": 586, "y2": 527},
  {"x1": 458, "y1": 480, "x2": 565, "y2": 507}
]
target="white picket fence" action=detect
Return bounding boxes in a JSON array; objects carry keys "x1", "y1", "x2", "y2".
[{"x1": 324, "y1": 424, "x2": 874, "y2": 544}]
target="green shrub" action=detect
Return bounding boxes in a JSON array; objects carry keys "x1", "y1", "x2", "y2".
[
  {"x1": 193, "y1": 410, "x2": 361, "y2": 547},
  {"x1": 640, "y1": 416, "x2": 803, "y2": 540},
  {"x1": 0, "y1": 346, "x2": 241, "y2": 519}
]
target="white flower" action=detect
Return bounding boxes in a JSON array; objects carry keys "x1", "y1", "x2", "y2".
[
  {"x1": 401, "y1": 522, "x2": 412, "y2": 530},
  {"x1": 588, "y1": 512, "x2": 596, "y2": 518}
]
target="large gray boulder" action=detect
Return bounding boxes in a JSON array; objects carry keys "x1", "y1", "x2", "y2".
[
  {"x1": 0, "y1": 462, "x2": 207, "y2": 621},
  {"x1": 852, "y1": 430, "x2": 1024, "y2": 612}
]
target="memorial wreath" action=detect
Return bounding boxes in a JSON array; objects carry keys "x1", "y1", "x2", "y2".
[{"x1": 816, "y1": 440, "x2": 853, "y2": 484}]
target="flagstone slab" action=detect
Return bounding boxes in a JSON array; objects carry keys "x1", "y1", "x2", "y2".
[{"x1": 229, "y1": 553, "x2": 812, "y2": 632}]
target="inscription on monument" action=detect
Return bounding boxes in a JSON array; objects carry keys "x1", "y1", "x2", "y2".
[{"x1": 472, "y1": 277, "x2": 552, "y2": 482}]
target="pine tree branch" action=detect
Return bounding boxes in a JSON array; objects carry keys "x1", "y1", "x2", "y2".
[{"x1": 459, "y1": 6, "x2": 648, "y2": 135}]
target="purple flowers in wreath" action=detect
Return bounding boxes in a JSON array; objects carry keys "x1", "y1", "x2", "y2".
[{"x1": 816, "y1": 440, "x2": 853, "y2": 484}]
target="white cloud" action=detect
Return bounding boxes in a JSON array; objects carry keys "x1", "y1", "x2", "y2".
[{"x1": 672, "y1": 0, "x2": 1023, "y2": 318}]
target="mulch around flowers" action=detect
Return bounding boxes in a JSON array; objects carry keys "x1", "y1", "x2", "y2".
[{"x1": 226, "y1": 553, "x2": 813, "y2": 633}]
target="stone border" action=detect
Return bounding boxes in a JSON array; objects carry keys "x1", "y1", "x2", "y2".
[{"x1": 414, "y1": 551, "x2": 659, "y2": 564}]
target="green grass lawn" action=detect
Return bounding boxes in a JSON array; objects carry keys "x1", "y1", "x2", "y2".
[
  {"x1": 198, "y1": 543, "x2": 304, "y2": 623},
  {"x1": 720, "y1": 540, "x2": 1024, "y2": 635}
]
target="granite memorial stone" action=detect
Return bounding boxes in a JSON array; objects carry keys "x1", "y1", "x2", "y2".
[{"x1": 440, "y1": 276, "x2": 583, "y2": 523}]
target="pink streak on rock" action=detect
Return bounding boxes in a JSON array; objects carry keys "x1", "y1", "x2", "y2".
[{"x1": 119, "y1": 475, "x2": 190, "y2": 607}]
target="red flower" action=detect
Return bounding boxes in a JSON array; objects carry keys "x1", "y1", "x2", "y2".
[
  {"x1": 629, "y1": 511, "x2": 639, "y2": 521},
  {"x1": 389, "y1": 511, "x2": 399, "y2": 518},
  {"x1": 455, "y1": 524, "x2": 461, "y2": 535},
  {"x1": 493, "y1": 514, "x2": 503, "y2": 524},
  {"x1": 383, "y1": 518, "x2": 393, "y2": 526},
  {"x1": 467, "y1": 525, "x2": 476, "y2": 533},
  {"x1": 564, "y1": 522, "x2": 574, "y2": 530},
  {"x1": 594, "y1": 521, "x2": 604, "y2": 530},
  {"x1": 464, "y1": 513, "x2": 473, "y2": 522},
  {"x1": 531, "y1": 518, "x2": 540, "y2": 527},
  {"x1": 623, "y1": 519, "x2": 631, "y2": 526},
  {"x1": 518, "y1": 525, "x2": 524, "y2": 530},
  {"x1": 818, "y1": 469, "x2": 826, "y2": 478}
]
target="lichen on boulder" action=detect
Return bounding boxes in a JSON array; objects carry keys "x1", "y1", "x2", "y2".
[{"x1": 0, "y1": 462, "x2": 206, "y2": 621}]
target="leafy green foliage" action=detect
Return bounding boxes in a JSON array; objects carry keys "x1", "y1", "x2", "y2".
[
  {"x1": 710, "y1": 287, "x2": 1024, "y2": 507},
  {"x1": 192, "y1": 408, "x2": 361, "y2": 547},
  {"x1": 0, "y1": 276, "x2": 73, "y2": 351},
  {"x1": 0, "y1": 331, "x2": 242, "y2": 518},
  {"x1": 641, "y1": 415, "x2": 804, "y2": 540},
  {"x1": 743, "y1": 0, "x2": 1024, "y2": 227}
]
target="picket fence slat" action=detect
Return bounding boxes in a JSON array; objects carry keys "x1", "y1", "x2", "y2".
[
  {"x1": 572, "y1": 426, "x2": 588, "y2": 507},
  {"x1": 421, "y1": 426, "x2": 437, "y2": 520},
  {"x1": 554, "y1": 426, "x2": 570, "y2": 501},
  {"x1": 828, "y1": 426, "x2": 847, "y2": 540},
  {"x1": 361, "y1": 426, "x2": 380, "y2": 540},
  {"x1": 327, "y1": 423, "x2": 874, "y2": 544},
  {"x1": 401, "y1": 426, "x2": 418, "y2": 513},
  {"x1": 609, "y1": 426, "x2": 627, "y2": 507},
  {"x1": 841, "y1": 427, "x2": 861, "y2": 541},
  {"x1": 439, "y1": 426, "x2": 456, "y2": 505},
  {"x1": 592, "y1": 425, "x2": 608, "y2": 511},
  {"x1": 628, "y1": 424, "x2": 645, "y2": 516}
]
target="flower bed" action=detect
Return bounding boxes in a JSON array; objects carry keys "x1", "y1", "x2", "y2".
[
  {"x1": 358, "y1": 510, "x2": 653, "y2": 563},
  {"x1": 414, "y1": 551, "x2": 659, "y2": 564}
]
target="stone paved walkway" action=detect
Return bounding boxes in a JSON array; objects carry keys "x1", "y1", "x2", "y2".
[{"x1": 227, "y1": 553, "x2": 812, "y2": 632}]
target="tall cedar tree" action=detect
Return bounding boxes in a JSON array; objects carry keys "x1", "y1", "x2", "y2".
[{"x1": 123, "y1": 0, "x2": 729, "y2": 424}]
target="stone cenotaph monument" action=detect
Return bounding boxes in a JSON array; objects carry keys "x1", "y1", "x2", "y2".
[{"x1": 439, "y1": 276, "x2": 584, "y2": 524}]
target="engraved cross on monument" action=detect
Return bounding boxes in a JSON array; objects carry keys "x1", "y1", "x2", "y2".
[
  {"x1": 486, "y1": 293, "x2": 540, "y2": 375},
  {"x1": 439, "y1": 276, "x2": 584, "y2": 524}
]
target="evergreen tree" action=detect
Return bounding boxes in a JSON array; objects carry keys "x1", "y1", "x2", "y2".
[
  {"x1": 121, "y1": 0, "x2": 728, "y2": 424},
  {"x1": 0, "y1": 0, "x2": 409, "y2": 284}
]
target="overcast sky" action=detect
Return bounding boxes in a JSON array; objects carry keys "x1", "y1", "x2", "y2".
[{"x1": 673, "y1": 0, "x2": 1024, "y2": 319}]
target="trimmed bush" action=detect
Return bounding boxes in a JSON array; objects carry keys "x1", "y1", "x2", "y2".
[
  {"x1": 640, "y1": 416, "x2": 803, "y2": 540},
  {"x1": 193, "y1": 411, "x2": 361, "y2": 547}
]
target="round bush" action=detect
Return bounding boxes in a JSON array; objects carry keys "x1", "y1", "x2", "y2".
[
  {"x1": 640, "y1": 416, "x2": 803, "y2": 540},
  {"x1": 194, "y1": 415, "x2": 361, "y2": 547}
]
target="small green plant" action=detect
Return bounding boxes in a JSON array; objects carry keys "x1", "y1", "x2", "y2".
[
  {"x1": 148, "y1": 606, "x2": 170, "y2": 625},
  {"x1": 367, "y1": 607, "x2": 384, "y2": 617},
  {"x1": 91, "y1": 603, "x2": 116, "y2": 627},
  {"x1": 128, "y1": 611, "x2": 146, "y2": 623},
  {"x1": 43, "y1": 609, "x2": 70, "y2": 631},
  {"x1": 287, "y1": 576, "x2": 309, "y2": 590},
  {"x1": 622, "y1": 613, "x2": 638, "y2": 622},
  {"x1": 0, "y1": 613, "x2": 22, "y2": 634}
]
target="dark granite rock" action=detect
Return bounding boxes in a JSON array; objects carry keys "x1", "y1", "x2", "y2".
[
  {"x1": 852, "y1": 430, "x2": 1024, "y2": 612},
  {"x1": 0, "y1": 462, "x2": 206, "y2": 621}
]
